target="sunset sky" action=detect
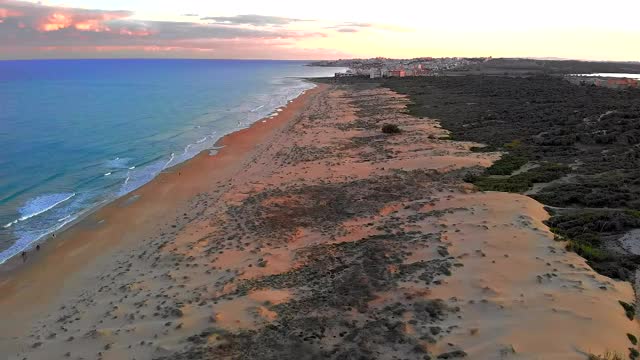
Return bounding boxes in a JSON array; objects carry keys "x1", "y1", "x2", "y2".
[{"x1": 1, "y1": 0, "x2": 639, "y2": 61}]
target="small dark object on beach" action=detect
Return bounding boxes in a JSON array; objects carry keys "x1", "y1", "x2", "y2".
[
  {"x1": 36, "y1": 244, "x2": 40, "y2": 251},
  {"x1": 21, "y1": 251, "x2": 27, "y2": 262},
  {"x1": 381, "y1": 124, "x2": 401, "y2": 134}
]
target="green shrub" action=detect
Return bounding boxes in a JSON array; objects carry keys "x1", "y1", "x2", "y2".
[
  {"x1": 472, "y1": 177, "x2": 532, "y2": 193},
  {"x1": 627, "y1": 333, "x2": 638, "y2": 345},
  {"x1": 470, "y1": 162, "x2": 570, "y2": 193},
  {"x1": 619, "y1": 300, "x2": 636, "y2": 320},
  {"x1": 485, "y1": 154, "x2": 528, "y2": 175},
  {"x1": 566, "y1": 241, "x2": 607, "y2": 261},
  {"x1": 381, "y1": 124, "x2": 401, "y2": 134},
  {"x1": 504, "y1": 139, "x2": 522, "y2": 149},
  {"x1": 470, "y1": 145, "x2": 497, "y2": 153},
  {"x1": 626, "y1": 210, "x2": 640, "y2": 219}
]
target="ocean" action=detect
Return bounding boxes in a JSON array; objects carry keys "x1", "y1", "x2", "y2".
[{"x1": 0, "y1": 59, "x2": 343, "y2": 264}]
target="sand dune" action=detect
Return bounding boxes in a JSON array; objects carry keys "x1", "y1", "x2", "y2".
[{"x1": 0, "y1": 83, "x2": 637, "y2": 360}]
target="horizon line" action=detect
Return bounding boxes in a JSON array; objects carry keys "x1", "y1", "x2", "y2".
[{"x1": 1, "y1": 57, "x2": 639, "y2": 63}]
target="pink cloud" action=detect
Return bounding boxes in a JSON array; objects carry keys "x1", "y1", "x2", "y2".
[
  {"x1": 0, "y1": 6, "x2": 22, "y2": 18},
  {"x1": 0, "y1": 0, "x2": 343, "y2": 59},
  {"x1": 0, "y1": 1, "x2": 131, "y2": 31}
]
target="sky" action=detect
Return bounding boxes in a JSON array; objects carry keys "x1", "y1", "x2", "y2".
[{"x1": 1, "y1": 0, "x2": 639, "y2": 61}]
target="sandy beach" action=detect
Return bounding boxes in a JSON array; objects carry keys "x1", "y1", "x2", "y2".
[{"x1": 1, "y1": 82, "x2": 637, "y2": 360}]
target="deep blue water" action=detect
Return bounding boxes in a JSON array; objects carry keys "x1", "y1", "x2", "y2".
[{"x1": 0, "y1": 59, "x2": 343, "y2": 263}]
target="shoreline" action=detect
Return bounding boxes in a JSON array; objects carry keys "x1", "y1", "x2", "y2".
[
  {"x1": 0, "y1": 84, "x2": 317, "y2": 269},
  {"x1": 0, "y1": 84, "x2": 325, "y2": 316}
]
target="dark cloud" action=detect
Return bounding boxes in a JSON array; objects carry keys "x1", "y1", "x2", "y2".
[{"x1": 201, "y1": 14, "x2": 308, "y2": 27}]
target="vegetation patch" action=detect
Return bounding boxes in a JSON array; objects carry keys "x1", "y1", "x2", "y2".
[
  {"x1": 469, "y1": 145, "x2": 497, "y2": 153},
  {"x1": 532, "y1": 170, "x2": 640, "y2": 210},
  {"x1": 545, "y1": 209, "x2": 640, "y2": 281},
  {"x1": 565, "y1": 240, "x2": 607, "y2": 262},
  {"x1": 485, "y1": 153, "x2": 528, "y2": 176},
  {"x1": 619, "y1": 300, "x2": 636, "y2": 321},
  {"x1": 381, "y1": 123, "x2": 401, "y2": 134},
  {"x1": 164, "y1": 231, "x2": 457, "y2": 360},
  {"x1": 588, "y1": 351, "x2": 625, "y2": 360},
  {"x1": 374, "y1": 75, "x2": 640, "y2": 282},
  {"x1": 466, "y1": 161, "x2": 570, "y2": 193}
]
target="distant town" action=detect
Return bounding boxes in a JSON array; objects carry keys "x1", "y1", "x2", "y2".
[
  {"x1": 311, "y1": 57, "x2": 491, "y2": 78},
  {"x1": 310, "y1": 57, "x2": 640, "y2": 88}
]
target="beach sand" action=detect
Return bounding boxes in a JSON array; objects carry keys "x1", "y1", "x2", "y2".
[{"x1": 0, "y1": 82, "x2": 637, "y2": 359}]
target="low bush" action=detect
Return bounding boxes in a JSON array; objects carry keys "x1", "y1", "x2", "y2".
[
  {"x1": 546, "y1": 210, "x2": 640, "y2": 245},
  {"x1": 469, "y1": 145, "x2": 497, "y2": 153},
  {"x1": 619, "y1": 301, "x2": 636, "y2": 320},
  {"x1": 485, "y1": 153, "x2": 528, "y2": 175},
  {"x1": 566, "y1": 241, "x2": 607, "y2": 262},
  {"x1": 470, "y1": 162, "x2": 570, "y2": 193},
  {"x1": 381, "y1": 124, "x2": 401, "y2": 134}
]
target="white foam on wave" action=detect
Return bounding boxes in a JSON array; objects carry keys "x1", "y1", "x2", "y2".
[
  {"x1": 196, "y1": 137, "x2": 208, "y2": 144},
  {"x1": 104, "y1": 172, "x2": 112, "y2": 176},
  {"x1": 129, "y1": 166, "x2": 136, "y2": 170},
  {"x1": 183, "y1": 144, "x2": 192, "y2": 155},
  {"x1": 105, "y1": 157, "x2": 131, "y2": 169},
  {"x1": 163, "y1": 153, "x2": 175, "y2": 169},
  {"x1": 251, "y1": 104, "x2": 265, "y2": 112},
  {"x1": 3, "y1": 220, "x2": 18, "y2": 228},
  {"x1": 17, "y1": 193, "x2": 76, "y2": 222},
  {"x1": 58, "y1": 214, "x2": 72, "y2": 222},
  {"x1": 0, "y1": 212, "x2": 80, "y2": 264}
]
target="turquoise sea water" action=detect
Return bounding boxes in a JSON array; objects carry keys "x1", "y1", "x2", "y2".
[{"x1": 0, "y1": 59, "x2": 343, "y2": 263}]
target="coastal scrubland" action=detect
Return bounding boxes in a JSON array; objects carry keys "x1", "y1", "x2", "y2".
[
  {"x1": 374, "y1": 75, "x2": 640, "y2": 283},
  {"x1": 448, "y1": 58, "x2": 640, "y2": 76}
]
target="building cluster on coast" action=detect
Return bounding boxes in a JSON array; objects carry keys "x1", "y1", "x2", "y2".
[
  {"x1": 320, "y1": 57, "x2": 491, "y2": 78},
  {"x1": 566, "y1": 75, "x2": 640, "y2": 89}
]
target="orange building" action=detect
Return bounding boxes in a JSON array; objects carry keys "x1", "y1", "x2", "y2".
[
  {"x1": 606, "y1": 78, "x2": 639, "y2": 88},
  {"x1": 388, "y1": 69, "x2": 406, "y2": 77}
]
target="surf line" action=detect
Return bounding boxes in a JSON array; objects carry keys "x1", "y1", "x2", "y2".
[{"x1": 163, "y1": 153, "x2": 175, "y2": 170}]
